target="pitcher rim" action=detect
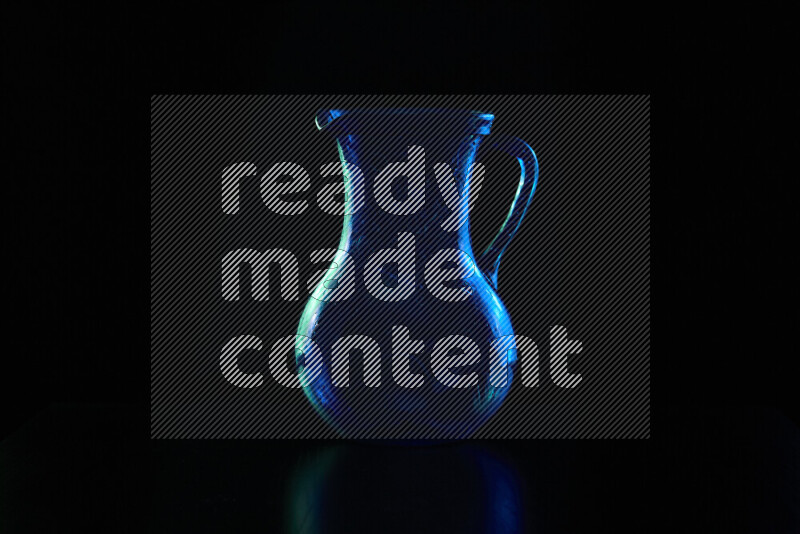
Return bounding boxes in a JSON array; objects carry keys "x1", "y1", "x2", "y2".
[{"x1": 315, "y1": 108, "x2": 495, "y2": 135}]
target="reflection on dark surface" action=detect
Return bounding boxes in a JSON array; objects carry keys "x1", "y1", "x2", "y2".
[
  {"x1": 2, "y1": 404, "x2": 798, "y2": 532},
  {"x1": 286, "y1": 443, "x2": 522, "y2": 533}
]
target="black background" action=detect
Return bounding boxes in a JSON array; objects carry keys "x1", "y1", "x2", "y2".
[{"x1": 3, "y1": 3, "x2": 796, "y2": 532}]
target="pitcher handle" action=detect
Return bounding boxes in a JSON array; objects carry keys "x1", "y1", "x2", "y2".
[{"x1": 476, "y1": 135, "x2": 539, "y2": 289}]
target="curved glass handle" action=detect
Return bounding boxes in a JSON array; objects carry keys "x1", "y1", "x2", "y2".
[{"x1": 477, "y1": 135, "x2": 539, "y2": 289}]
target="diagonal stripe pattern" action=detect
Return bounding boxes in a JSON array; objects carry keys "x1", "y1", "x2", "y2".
[{"x1": 151, "y1": 95, "x2": 650, "y2": 439}]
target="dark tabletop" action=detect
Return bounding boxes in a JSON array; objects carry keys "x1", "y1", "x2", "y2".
[{"x1": 1, "y1": 403, "x2": 797, "y2": 533}]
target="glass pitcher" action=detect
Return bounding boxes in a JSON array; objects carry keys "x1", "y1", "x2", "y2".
[{"x1": 296, "y1": 108, "x2": 538, "y2": 439}]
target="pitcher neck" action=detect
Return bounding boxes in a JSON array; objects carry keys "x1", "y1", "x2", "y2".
[
  {"x1": 346, "y1": 211, "x2": 474, "y2": 252},
  {"x1": 336, "y1": 136, "x2": 483, "y2": 257}
]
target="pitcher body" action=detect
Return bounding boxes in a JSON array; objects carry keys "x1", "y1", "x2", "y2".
[{"x1": 296, "y1": 109, "x2": 538, "y2": 439}]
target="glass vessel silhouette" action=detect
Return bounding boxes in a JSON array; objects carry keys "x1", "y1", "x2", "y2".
[{"x1": 297, "y1": 108, "x2": 538, "y2": 439}]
